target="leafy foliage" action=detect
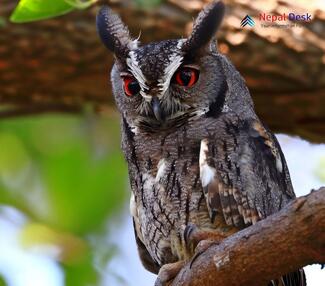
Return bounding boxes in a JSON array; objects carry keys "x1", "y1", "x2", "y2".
[
  {"x1": 10, "y1": 0, "x2": 163, "y2": 23},
  {"x1": 0, "y1": 113, "x2": 128, "y2": 285},
  {"x1": 10, "y1": 0, "x2": 75, "y2": 23},
  {"x1": 10, "y1": 0, "x2": 97, "y2": 23}
]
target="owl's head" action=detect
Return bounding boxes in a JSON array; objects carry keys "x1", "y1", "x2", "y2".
[{"x1": 97, "y1": 1, "x2": 229, "y2": 133}]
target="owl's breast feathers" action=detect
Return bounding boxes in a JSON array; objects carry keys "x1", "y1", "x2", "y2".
[{"x1": 121, "y1": 115, "x2": 296, "y2": 273}]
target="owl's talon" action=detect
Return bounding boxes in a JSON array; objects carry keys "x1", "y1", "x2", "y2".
[
  {"x1": 155, "y1": 260, "x2": 185, "y2": 286},
  {"x1": 184, "y1": 223, "x2": 204, "y2": 253},
  {"x1": 183, "y1": 223, "x2": 198, "y2": 248},
  {"x1": 184, "y1": 223, "x2": 227, "y2": 253},
  {"x1": 189, "y1": 240, "x2": 219, "y2": 269},
  {"x1": 196, "y1": 239, "x2": 218, "y2": 253}
]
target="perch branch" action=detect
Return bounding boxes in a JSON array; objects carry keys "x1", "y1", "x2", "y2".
[{"x1": 171, "y1": 187, "x2": 325, "y2": 286}]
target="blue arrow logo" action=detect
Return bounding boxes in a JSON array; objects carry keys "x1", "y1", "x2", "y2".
[{"x1": 241, "y1": 15, "x2": 255, "y2": 27}]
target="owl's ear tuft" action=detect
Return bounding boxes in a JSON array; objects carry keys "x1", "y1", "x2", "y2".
[
  {"x1": 96, "y1": 6, "x2": 137, "y2": 58},
  {"x1": 182, "y1": 1, "x2": 225, "y2": 54}
]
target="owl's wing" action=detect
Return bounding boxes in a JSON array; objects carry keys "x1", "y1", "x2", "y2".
[
  {"x1": 200, "y1": 119, "x2": 306, "y2": 286},
  {"x1": 122, "y1": 118, "x2": 161, "y2": 274},
  {"x1": 199, "y1": 119, "x2": 295, "y2": 228},
  {"x1": 132, "y1": 218, "x2": 160, "y2": 274}
]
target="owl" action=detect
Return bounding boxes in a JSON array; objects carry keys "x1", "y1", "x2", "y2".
[{"x1": 96, "y1": 1, "x2": 306, "y2": 285}]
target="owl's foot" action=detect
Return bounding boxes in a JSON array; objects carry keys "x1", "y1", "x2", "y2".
[
  {"x1": 154, "y1": 260, "x2": 185, "y2": 286},
  {"x1": 189, "y1": 239, "x2": 220, "y2": 269},
  {"x1": 184, "y1": 223, "x2": 226, "y2": 254},
  {"x1": 195, "y1": 239, "x2": 218, "y2": 253}
]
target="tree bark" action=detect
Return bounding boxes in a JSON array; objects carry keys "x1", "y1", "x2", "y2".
[{"x1": 171, "y1": 187, "x2": 325, "y2": 286}]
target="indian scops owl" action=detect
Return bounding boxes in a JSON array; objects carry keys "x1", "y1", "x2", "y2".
[{"x1": 96, "y1": 1, "x2": 306, "y2": 285}]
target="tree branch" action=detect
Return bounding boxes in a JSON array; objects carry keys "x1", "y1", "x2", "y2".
[
  {"x1": 2, "y1": 0, "x2": 325, "y2": 141},
  {"x1": 171, "y1": 187, "x2": 325, "y2": 286}
]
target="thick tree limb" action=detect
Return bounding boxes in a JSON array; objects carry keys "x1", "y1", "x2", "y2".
[
  {"x1": 1, "y1": 0, "x2": 325, "y2": 141},
  {"x1": 171, "y1": 187, "x2": 325, "y2": 286}
]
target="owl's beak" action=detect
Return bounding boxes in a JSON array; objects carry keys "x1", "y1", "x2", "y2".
[{"x1": 151, "y1": 97, "x2": 164, "y2": 122}]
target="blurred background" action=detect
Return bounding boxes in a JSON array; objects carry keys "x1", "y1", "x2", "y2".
[{"x1": 0, "y1": 0, "x2": 324, "y2": 285}]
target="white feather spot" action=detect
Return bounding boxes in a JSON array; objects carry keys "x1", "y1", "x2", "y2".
[
  {"x1": 199, "y1": 139, "x2": 209, "y2": 167},
  {"x1": 200, "y1": 165, "x2": 216, "y2": 187},
  {"x1": 222, "y1": 104, "x2": 230, "y2": 112},
  {"x1": 157, "y1": 54, "x2": 183, "y2": 98},
  {"x1": 130, "y1": 125, "x2": 139, "y2": 135},
  {"x1": 176, "y1": 39, "x2": 185, "y2": 49},
  {"x1": 129, "y1": 192, "x2": 137, "y2": 217},
  {"x1": 142, "y1": 173, "x2": 155, "y2": 191},
  {"x1": 199, "y1": 139, "x2": 216, "y2": 187},
  {"x1": 156, "y1": 159, "x2": 167, "y2": 182},
  {"x1": 276, "y1": 155, "x2": 283, "y2": 173},
  {"x1": 130, "y1": 39, "x2": 139, "y2": 50},
  {"x1": 127, "y1": 51, "x2": 150, "y2": 101}
]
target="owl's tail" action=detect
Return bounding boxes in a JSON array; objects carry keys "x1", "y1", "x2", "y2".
[{"x1": 269, "y1": 268, "x2": 306, "y2": 286}]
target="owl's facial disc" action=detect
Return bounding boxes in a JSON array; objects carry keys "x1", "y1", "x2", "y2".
[
  {"x1": 121, "y1": 49, "x2": 202, "y2": 125},
  {"x1": 149, "y1": 65, "x2": 200, "y2": 122},
  {"x1": 119, "y1": 40, "x2": 200, "y2": 125}
]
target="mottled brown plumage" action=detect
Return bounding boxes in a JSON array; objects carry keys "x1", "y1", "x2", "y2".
[{"x1": 96, "y1": 2, "x2": 306, "y2": 285}]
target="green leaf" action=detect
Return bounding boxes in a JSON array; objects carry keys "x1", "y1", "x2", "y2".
[
  {"x1": 64, "y1": 0, "x2": 98, "y2": 9},
  {"x1": 0, "y1": 114, "x2": 128, "y2": 233},
  {"x1": 0, "y1": 113, "x2": 126, "y2": 286},
  {"x1": 10, "y1": 0, "x2": 74, "y2": 23}
]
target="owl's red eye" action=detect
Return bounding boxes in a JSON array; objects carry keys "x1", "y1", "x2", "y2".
[
  {"x1": 174, "y1": 67, "x2": 199, "y2": 87},
  {"x1": 123, "y1": 76, "x2": 140, "y2": 97}
]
